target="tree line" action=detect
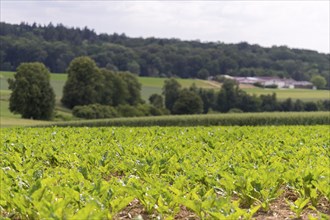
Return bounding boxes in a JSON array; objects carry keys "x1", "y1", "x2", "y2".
[
  {"x1": 8, "y1": 57, "x2": 329, "y2": 120},
  {"x1": 1, "y1": 22, "x2": 329, "y2": 88}
]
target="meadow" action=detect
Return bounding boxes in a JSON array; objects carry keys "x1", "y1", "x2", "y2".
[{"x1": 1, "y1": 126, "x2": 329, "y2": 219}]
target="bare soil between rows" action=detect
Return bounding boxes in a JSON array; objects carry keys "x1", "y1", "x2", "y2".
[{"x1": 113, "y1": 189, "x2": 329, "y2": 220}]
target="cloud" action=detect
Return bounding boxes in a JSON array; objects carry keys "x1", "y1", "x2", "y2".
[{"x1": 1, "y1": 1, "x2": 329, "y2": 53}]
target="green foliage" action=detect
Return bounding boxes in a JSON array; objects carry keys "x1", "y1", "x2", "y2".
[
  {"x1": 72, "y1": 103, "x2": 169, "y2": 119},
  {"x1": 99, "y1": 69, "x2": 129, "y2": 106},
  {"x1": 1, "y1": 22, "x2": 329, "y2": 88},
  {"x1": 116, "y1": 104, "x2": 145, "y2": 117},
  {"x1": 47, "y1": 112, "x2": 329, "y2": 127},
  {"x1": 162, "y1": 78, "x2": 181, "y2": 113},
  {"x1": 149, "y1": 93, "x2": 164, "y2": 109},
  {"x1": 127, "y1": 61, "x2": 140, "y2": 75},
  {"x1": 8, "y1": 62, "x2": 55, "y2": 120},
  {"x1": 196, "y1": 68, "x2": 209, "y2": 79},
  {"x1": 260, "y1": 93, "x2": 278, "y2": 111},
  {"x1": 216, "y1": 79, "x2": 242, "y2": 112},
  {"x1": 118, "y1": 72, "x2": 143, "y2": 105},
  {"x1": 1, "y1": 126, "x2": 329, "y2": 219},
  {"x1": 61, "y1": 56, "x2": 102, "y2": 109},
  {"x1": 72, "y1": 104, "x2": 119, "y2": 119},
  {"x1": 196, "y1": 88, "x2": 216, "y2": 113},
  {"x1": 304, "y1": 101, "x2": 319, "y2": 111},
  {"x1": 311, "y1": 75, "x2": 326, "y2": 89},
  {"x1": 286, "y1": 198, "x2": 310, "y2": 218},
  {"x1": 61, "y1": 58, "x2": 143, "y2": 110},
  {"x1": 172, "y1": 89, "x2": 203, "y2": 115}
]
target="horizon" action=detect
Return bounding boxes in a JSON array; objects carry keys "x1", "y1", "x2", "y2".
[
  {"x1": 3, "y1": 20, "x2": 329, "y2": 55},
  {"x1": 1, "y1": 1, "x2": 329, "y2": 54}
]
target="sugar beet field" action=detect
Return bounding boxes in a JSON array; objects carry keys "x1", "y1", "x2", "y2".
[{"x1": 1, "y1": 126, "x2": 329, "y2": 219}]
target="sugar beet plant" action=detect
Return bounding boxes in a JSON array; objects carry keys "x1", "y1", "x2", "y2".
[{"x1": 1, "y1": 126, "x2": 329, "y2": 219}]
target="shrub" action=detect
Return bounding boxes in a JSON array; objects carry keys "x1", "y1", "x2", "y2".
[
  {"x1": 72, "y1": 104, "x2": 119, "y2": 119},
  {"x1": 116, "y1": 104, "x2": 145, "y2": 117}
]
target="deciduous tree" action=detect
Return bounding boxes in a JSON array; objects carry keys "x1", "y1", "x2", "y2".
[
  {"x1": 163, "y1": 78, "x2": 181, "y2": 113},
  {"x1": 172, "y1": 89, "x2": 203, "y2": 114},
  {"x1": 61, "y1": 56, "x2": 103, "y2": 108},
  {"x1": 8, "y1": 62, "x2": 55, "y2": 120}
]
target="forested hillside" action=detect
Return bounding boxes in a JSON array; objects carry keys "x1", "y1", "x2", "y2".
[{"x1": 1, "y1": 22, "x2": 329, "y2": 87}]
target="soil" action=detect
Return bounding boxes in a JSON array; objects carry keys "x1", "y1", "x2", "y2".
[{"x1": 113, "y1": 188, "x2": 329, "y2": 220}]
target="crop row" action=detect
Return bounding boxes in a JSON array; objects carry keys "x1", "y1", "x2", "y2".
[
  {"x1": 1, "y1": 126, "x2": 329, "y2": 219},
  {"x1": 42, "y1": 111, "x2": 329, "y2": 127}
]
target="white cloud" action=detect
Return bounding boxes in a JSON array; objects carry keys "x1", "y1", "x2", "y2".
[{"x1": 1, "y1": 1, "x2": 329, "y2": 53}]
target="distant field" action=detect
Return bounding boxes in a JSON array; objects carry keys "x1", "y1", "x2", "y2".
[
  {"x1": 0, "y1": 116, "x2": 50, "y2": 128},
  {"x1": 244, "y1": 88, "x2": 330, "y2": 101},
  {"x1": 2, "y1": 71, "x2": 329, "y2": 100},
  {"x1": 1, "y1": 71, "x2": 328, "y2": 102},
  {"x1": 0, "y1": 72, "x2": 218, "y2": 101},
  {"x1": 0, "y1": 98, "x2": 52, "y2": 127}
]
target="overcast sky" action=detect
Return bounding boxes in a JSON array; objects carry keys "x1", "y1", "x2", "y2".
[{"x1": 1, "y1": 1, "x2": 329, "y2": 53}]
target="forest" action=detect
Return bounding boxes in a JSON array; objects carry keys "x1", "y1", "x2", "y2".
[{"x1": 1, "y1": 22, "x2": 329, "y2": 88}]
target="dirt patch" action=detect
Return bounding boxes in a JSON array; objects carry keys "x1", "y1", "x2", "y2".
[
  {"x1": 174, "y1": 205, "x2": 200, "y2": 220},
  {"x1": 113, "y1": 200, "x2": 199, "y2": 220},
  {"x1": 254, "y1": 189, "x2": 329, "y2": 220},
  {"x1": 103, "y1": 171, "x2": 125, "y2": 181},
  {"x1": 113, "y1": 198, "x2": 153, "y2": 220},
  {"x1": 112, "y1": 188, "x2": 329, "y2": 219}
]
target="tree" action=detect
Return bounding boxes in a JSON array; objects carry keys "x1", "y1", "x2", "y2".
[
  {"x1": 304, "y1": 102, "x2": 319, "y2": 111},
  {"x1": 127, "y1": 61, "x2": 140, "y2": 75},
  {"x1": 197, "y1": 68, "x2": 210, "y2": 79},
  {"x1": 239, "y1": 93, "x2": 261, "y2": 112},
  {"x1": 8, "y1": 62, "x2": 55, "y2": 120},
  {"x1": 149, "y1": 94, "x2": 164, "y2": 109},
  {"x1": 293, "y1": 99, "x2": 305, "y2": 111},
  {"x1": 197, "y1": 88, "x2": 216, "y2": 113},
  {"x1": 163, "y1": 78, "x2": 182, "y2": 113},
  {"x1": 310, "y1": 75, "x2": 326, "y2": 89},
  {"x1": 61, "y1": 56, "x2": 103, "y2": 109},
  {"x1": 119, "y1": 72, "x2": 143, "y2": 105},
  {"x1": 216, "y1": 79, "x2": 240, "y2": 112},
  {"x1": 260, "y1": 93, "x2": 278, "y2": 111},
  {"x1": 172, "y1": 89, "x2": 203, "y2": 114},
  {"x1": 100, "y1": 69, "x2": 129, "y2": 106},
  {"x1": 280, "y1": 98, "x2": 294, "y2": 111}
]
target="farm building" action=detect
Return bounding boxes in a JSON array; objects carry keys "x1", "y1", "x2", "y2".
[{"x1": 221, "y1": 75, "x2": 314, "y2": 89}]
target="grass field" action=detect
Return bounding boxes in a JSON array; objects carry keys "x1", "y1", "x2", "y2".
[{"x1": 244, "y1": 88, "x2": 330, "y2": 102}]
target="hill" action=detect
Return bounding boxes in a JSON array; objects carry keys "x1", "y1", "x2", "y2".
[{"x1": 1, "y1": 22, "x2": 329, "y2": 88}]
